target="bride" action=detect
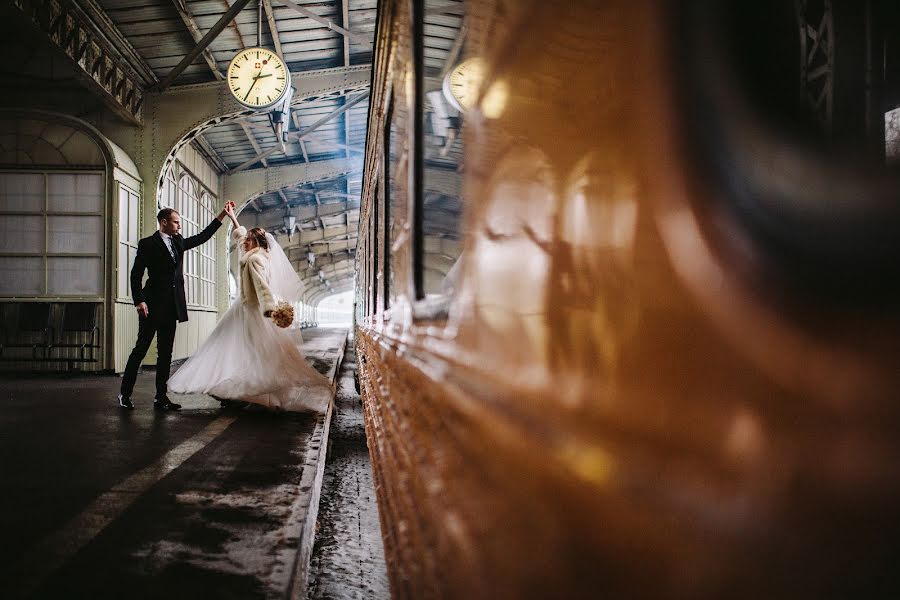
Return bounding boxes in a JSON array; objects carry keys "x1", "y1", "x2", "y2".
[{"x1": 168, "y1": 201, "x2": 332, "y2": 411}]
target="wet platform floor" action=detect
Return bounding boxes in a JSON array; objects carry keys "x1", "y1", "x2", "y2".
[
  {"x1": 308, "y1": 338, "x2": 389, "y2": 599},
  {"x1": 0, "y1": 327, "x2": 347, "y2": 599}
]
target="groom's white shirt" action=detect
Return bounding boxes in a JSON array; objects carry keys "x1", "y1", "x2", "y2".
[{"x1": 159, "y1": 231, "x2": 176, "y2": 259}]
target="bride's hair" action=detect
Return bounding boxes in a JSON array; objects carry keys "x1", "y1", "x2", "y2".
[{"x1": 247, "y1": 227, "x2": 269, "y2": 250}]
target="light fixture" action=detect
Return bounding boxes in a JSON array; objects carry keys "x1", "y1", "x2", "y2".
[{"x1": 283, "y1": 209, "x2": 296, "y2": 241}]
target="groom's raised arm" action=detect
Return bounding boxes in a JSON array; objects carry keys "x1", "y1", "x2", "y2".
[
  {"x1": 183, "y1": 201, "x2": 230, "y2": 251},
  {"x1": 182, "y1": 218, "x2": 222, "y2": 251}
]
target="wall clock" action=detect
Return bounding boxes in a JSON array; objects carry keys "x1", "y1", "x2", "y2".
[
  {"x1": 442, "y1": 57, "x2": 484, "y2": 113},
  {"x1": 227, "y1": 47, "x2": 290, "y2": 109}
]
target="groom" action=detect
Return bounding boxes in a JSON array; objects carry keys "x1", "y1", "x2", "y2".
[{"x1": 117, "y1": 201, "x2": 233, "y2": 411}]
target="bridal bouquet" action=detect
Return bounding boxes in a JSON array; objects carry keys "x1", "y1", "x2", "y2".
[{"x1": 270, "y1": 301, "x2": 294, "y2": 328}]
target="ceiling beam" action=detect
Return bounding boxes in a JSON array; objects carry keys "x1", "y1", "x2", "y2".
[
  {"x1": 341, "y1": 0, "x2": 351, "y2": 161},
  {"x1": 224, "y1": 0, "x2": 249, "y2": 48},
  {"x1": 425, "y1": 2, "x2": 466, "y2": 17},
  {"x1": 248, "y1": 129, "x2": 361, "y2": 156},
  {"x1": 226, "y1": 159, "x2": 359, "y2": 209},
  {"x1": 299, "y1": 138, "x2": 310, "y2": 162},
  {"x1": 240, "y1": 200, "x2": 360, "y2": 230},
  {"x1": 306, "y1": 231, "x2": 359, "y2": 244},
  {"x1": 261, "y1": 0, "x2": 284, "y2": 59},
  {"x1": 298, "y1": 259, "x2": 355, "y2": 277},
  {"x1": 341, "y1": 0, "x2": 351, "y2": 67},
  {"x1": 228, "y1": 90, "x2": 369, "y2": 173},
  {"x1": 291, "y1": 106, "x2": 310, "y2": 162},
  {"x1": 299, "y1": 256, "x2": 354, "y2": 271},
  {"x1": 157, "y1": 0, "x2": 253, "y2": 91},
  {"x1": 194, "y1": 134, "x2": 228, "y2": 172},
  {"x1": 441, "y1": 23, "x2": 467, "y2": 77},
  {"x1": 275, "y1": 0, "x2": 370, "y2": 45},
  {"x1": 238, "y1": 120, "x2": 268, "y2": 168},
  {"x1": 171, "y1": 0, "x2": 224, "y2": 80}
]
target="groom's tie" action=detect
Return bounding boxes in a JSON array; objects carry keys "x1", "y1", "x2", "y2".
[{"x1": 163, "y1": 237, "x2": 175, "y2": 261}]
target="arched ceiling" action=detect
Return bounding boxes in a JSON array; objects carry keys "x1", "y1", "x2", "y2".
[
  {"x1": 1, "y1": 0, "x2": 467, "y2": 303},
  {"x1": 87, "y1": 0, "x2": 376, "y2": 299}
]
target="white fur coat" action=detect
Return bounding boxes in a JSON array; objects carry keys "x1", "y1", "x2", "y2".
[{"x1": 232, "y1": 226, "x2": 276, "y2": 315}]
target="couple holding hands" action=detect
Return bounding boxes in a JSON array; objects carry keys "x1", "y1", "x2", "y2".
[{"x1": 118, "y1": 200, "x2": 330, "y2": 413}]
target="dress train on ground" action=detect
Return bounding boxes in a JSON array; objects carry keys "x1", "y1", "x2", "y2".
[{"x1": 168, "y1": 301, "x2": 332, "y2": 412}]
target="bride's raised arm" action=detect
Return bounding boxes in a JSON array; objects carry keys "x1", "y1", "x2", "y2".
[{"x1": 225, "y1": 201, "x2": 246, "y2": 242}]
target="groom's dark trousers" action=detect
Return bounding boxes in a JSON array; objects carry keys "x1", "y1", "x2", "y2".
[{"x1": 120, "y1": 218, "x2": 221, "y2": 400}]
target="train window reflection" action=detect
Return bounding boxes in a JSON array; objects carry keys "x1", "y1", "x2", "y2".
[
  {"x1": 886, "y1": 108, "x2": 900, "y2": 164},
  {"x1": 421, "y1": 0, "x2": 466, "y2": 301},
  {"x1": 386, "y1": 97, "x2": 402, "y2": 308}
]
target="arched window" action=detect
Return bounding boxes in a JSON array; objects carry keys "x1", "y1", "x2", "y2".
[
  {"x1": 174, "y1": 173, "x2": 216, "y2": 308},
  {"x1": 197, "y1": 191, "x2": 216, "y2": 308}
]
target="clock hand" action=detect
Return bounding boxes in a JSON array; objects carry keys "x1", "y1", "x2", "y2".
[{"x1": 244, "y1": 75, "x2": 261, "y2": 101}]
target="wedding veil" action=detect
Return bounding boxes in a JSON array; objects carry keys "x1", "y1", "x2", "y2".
[{"x1": 264, "y1": 232, "x2": 304, "y2": 304}]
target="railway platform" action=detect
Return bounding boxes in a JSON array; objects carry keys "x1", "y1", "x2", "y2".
[{"x1": 0, "y1": 327, "x2": 349, "y2": 599}]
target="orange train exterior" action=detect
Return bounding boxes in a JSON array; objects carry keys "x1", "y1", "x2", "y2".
[{"x1": 354, "y1": 0, "x2": 900, "y2": 598}]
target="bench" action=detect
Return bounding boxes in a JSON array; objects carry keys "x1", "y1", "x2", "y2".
[
  {"x1": 0, "y1": 303, "x2": 53, "y2": 360},
  {"x1": 49, "y1": 303, "x2": 101, "y2": 367},
  {"x1": 0, "y1": 302, "x2": 101, "y2": 370}
]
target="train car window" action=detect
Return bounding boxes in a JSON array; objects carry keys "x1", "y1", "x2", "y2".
[
  {"x1": 416, "y1": 0, "x2": 467, "y2": 306},
  {"x1": 383, "y1": 98, "x2": 393, "y2": 311},
  {"x1": 359, "y1": 223, "x2": 368, "y2": 318},
  {"x1": 385, "y1": 8, "x2": 414, "y2": 306},
  {"x1": 371, "y1": 176, "x2": 380, "y2": 316}
]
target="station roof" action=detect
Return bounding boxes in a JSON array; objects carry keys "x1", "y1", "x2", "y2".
[
  {"x1": 3, "y1": 0, "x2": 465, "y2": 301},
  {"x1": 98, "y1": 0, "x2": 379, "y2": 297}
]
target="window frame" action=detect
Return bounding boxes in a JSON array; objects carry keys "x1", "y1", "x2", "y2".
[
  {"x1": 159, "y1": 162, "x2": 218, "y2": 310},
  {"x1": 410, "y1": 0, "x2": 466, "y2": 318},
  {"x1": 383, "y1": 96, "x2": 394, "y2": 312},
  {"x1": 117, "y1": 182, "x2": 142, "y2": 301},
  {"x1": 0, "y1": 169, "x2": 106, "y2": 300},
  {"x1": 411, "y1": 0, "x2": 426, "y2": 301}
]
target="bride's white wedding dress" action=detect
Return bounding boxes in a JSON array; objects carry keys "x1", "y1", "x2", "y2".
[{"x1": 168, "y1": 226, "x2": 332, "y2": 411}]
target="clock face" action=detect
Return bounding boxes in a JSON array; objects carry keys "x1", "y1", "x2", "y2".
[
  {"x1": 442, "y1": 57, "x2": 484, "y2": 113},
  {"x1": 227, "y1": 47, "x2": 290, "y2": 109}
]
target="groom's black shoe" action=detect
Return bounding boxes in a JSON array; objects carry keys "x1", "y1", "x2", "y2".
[
  {"x1": 153, "y1": 396, "x2": 182, "y2": 411},
  {"x1": 117, "y1": 394, "x2": 134, "y2": 410}
]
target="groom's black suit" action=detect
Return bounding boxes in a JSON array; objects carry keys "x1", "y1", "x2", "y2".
[{"x1": 120, "y1": 219, "x2": 222, "y2": 401}]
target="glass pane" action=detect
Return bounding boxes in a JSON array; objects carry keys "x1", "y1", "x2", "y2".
[
  {"x1": 388, "y1": 97, "x2": 406, "y2": 307},
  {"x1": 0, "y1": 173, "x2": 44, "y2": 212},
  {"x1": 129, "y1": 191, "x2": 140, "y2": 242},
  {"x1": 0, "y1": 257, "x2": 43, "y2": 295},
  {"x1": 421, "y1": 0, "x2": 467, "y2": 298},
  {"x1": 48, "y1": 216, "x2": 103, "y2": 254},
  {"x1": 128, "y1": 247, "x2": 137, "y2": 297},
  {"x1": 47, "y1": 257, "x2": 102, "y2": 295},
  {"x1": 48, "y1": 173, "x2": 103, "y2": 213},
  {"x1": 118, "y1": 243, "x2": 128, "y2": 298},
  {"x1": 165, "y1": 178, "x2": 176, "y2": 210},
  {"x1": 0, "y1": 215, "x2": 44, "y2": 253},
  {"x1": 118, "y1": 187, "x2": 129, "y2": 242}
]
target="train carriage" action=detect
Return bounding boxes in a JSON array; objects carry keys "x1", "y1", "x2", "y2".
[{"x1": 355, "y1": 0, "x2": 900, "y2": 598}]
